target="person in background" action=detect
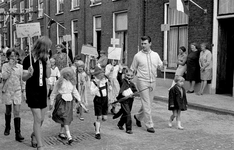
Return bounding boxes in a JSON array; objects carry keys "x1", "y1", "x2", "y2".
[
  {"x1": 105, "y1": 59, "x2": 120, "y2": 114},
  {"x1": 130, "y1": 36, "x2": 163, "y2": 133},
  {"x1": 24, "y1": 45, "x2": 29, "y2": 57},
  {"x1": 53, "y1": 44, "x2": 72, "y2": 71},
  {"x1": 186, "y1": 43, "x2": 200, "y2": 93},
  {"x1": 96, "y1": 50, "x2": 108, "y2": 69},
  {"x1": 14, "y1": 42, "x2": 26, "y2": 64},
  {"x1": 22, "y1": 36, "x2": 52, "y2": 150},
  {"x1": 168, "y1": 76, "x2": 187, "y2": 130},
  {"x1": 169, "y1": 46, "x2": 187, "y2": 89},
  {"x1": 197, "y1": 43, "x2": 212, "y2": 95},
  {"x1": 2, "y1": 48, "x2": 25, "y2": 142}
]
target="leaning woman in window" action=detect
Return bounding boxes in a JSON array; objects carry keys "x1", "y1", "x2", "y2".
[{"x1": 22, "y1": 36, "x2": 52, "y2": 150}]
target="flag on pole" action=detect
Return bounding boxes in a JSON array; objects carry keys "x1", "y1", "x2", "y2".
[
  {"x1": 47, "y1": 19, "x2": 56, "y2": 29},
  {"x1": 169, "y1": 0, "x2": 189, "y2": 15}
]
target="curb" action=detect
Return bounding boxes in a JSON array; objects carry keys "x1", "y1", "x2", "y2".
[{"x1": 154, "y1": 96, "x2": 234, "y2": 117}]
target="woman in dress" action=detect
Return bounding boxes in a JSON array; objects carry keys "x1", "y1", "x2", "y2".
[
  {"x1": 2, "y1": 48, "x2": 25, "y2": 142},
  {"x1": 186, "y1": 43, "x2": 200, "y2": 93},
  {"x1": 169, "y1": 46, "x2": 187, "y2": 89},
  {"x1": 197, "y1": 43, "x2": 212, "y2": 95},
  {"x1": 22, "y1": 36, "x2": 52, "y2": 150},
  {"x1": 53, "y1": 44, "x2": 72, "y2": 71}
]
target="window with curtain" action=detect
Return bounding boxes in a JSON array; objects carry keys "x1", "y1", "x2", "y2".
[
  {"x1": 28, "y1": 0, "x2": 33, "y2": 21},
  {"x1": 20, "y1": 1, "x2": 25, "y2": 22},
  {"x1": 38, "y1": 0, "x2": 44, "y2": 18},
  {"x1": 114, "y1": 12, "x2": 128, "y2": 65},
  {"x1": 57, "y1": 23, "x2": 64, "y2": 44},
  {"x1": 167, "y1": 4, "x2": 188, "y2": 68},
  {"x1": 57, "y1": 0, "x2": 64, "y2": 13},
  {"x1": 72, "y1": 0, "x2": 80, "y2": 9}
]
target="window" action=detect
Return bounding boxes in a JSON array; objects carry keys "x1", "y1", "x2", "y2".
[
  {"x1": 93, "y1": 16, "x2": 101, "y2": 53},
  {"x1": 38, "y1": 0, "x2": 44, "y2": 18},
  {"x1": 20, "y1": 1, "x2": 25, "y2": 22},
  {"x1": 71, "y1": 20, "x2": 78, "y2": 56},
  {"x1": 57, "y1": 23, "x2": 65, "y2": 44},
  {"x1": 3, "y1": 14, "x2": 9, "y2": 27},
  {"x1": 164, "y1": 3, "x2": 188, "y2": 68},
  {"x1": 71, "y1": 0, "x2": 80, "y2": 9},
  {"x1": 28, "y1": 0, "x2": 33, "y2": 21},
  {"x1": 90, "y1": 0, "x2": 102, "y2": 6},
  {"x1": 57, "y1": 0, "x2": 64, "y2": 13},
  {"x1": 114, "y1": 12, "x2": 128, "y2": 65}
]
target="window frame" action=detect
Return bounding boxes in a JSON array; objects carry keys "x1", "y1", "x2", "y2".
[
  {"x1": 20, "y1": 1, "x2": 25, "y2": 23},
  {"x1": 163, "y1": 3, "x2": 188, "y2": 71},
  {"x1": 90, "y1": 0, "x2": 102, "y2": 7},
  {"x1": 28, "y1": 0, "x2": 33, "y2": 21},
  {"x1": 93, "y1": 15, "x2": 102, "y2": 52},
  {"x1": 57, "y1": 23, "x2": 65, "y2": 44},
  {"x1": 71, "y1": 0, "x2": 80, "y2": 10},
  {"x1": 57, "y1": 0, "x2": 64, "y2": 14},
  {"x1": 38, "y1": 0, "x2": 44, "y2": 18}
]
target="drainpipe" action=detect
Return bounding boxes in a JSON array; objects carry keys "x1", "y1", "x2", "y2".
[{"x1": 83, "y1": 0, "x2": 86, "y2": 45}]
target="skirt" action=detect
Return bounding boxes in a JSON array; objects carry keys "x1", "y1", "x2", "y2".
[
  {"x1": 200, "y1": 69, "x2": 212, "y2": 81},
  {"x1": 175, "y1": 64, "x2": 187, "y2": 76},
  {"x1": 52, "y1": 94, "x2": 73, "y2": 125}
]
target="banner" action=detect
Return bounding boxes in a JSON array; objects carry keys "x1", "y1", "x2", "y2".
[
  {"x1": 16, "y1": 22, "x2": 41, "y2": 38},
  {"x1": 81, "y1": 45, "x2": 98, "y2": 57},
  {"x1": 108, "y1": 47, "x2": 122, "y2": 60}
]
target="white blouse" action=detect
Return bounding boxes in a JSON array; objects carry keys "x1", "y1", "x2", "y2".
[{"x1": 50, "y1": 79, "x2": 81, "y2": 105}]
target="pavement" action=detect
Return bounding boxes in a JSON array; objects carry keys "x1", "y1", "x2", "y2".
[{"x1": 154, "y1": 84, "x2": 234, "y2": 116}]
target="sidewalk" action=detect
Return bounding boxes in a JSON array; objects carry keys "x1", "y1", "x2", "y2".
[{"x1": 154, "y1": 85, "x2": 234, "y2": 116}]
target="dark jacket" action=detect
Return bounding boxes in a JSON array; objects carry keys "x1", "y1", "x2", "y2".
[
  {"x1": 168, "y1": 85, "x2": 188, "y2": 111},
  {"x1": 116, "y1": 79, "x2": 137, "y2": 103}
]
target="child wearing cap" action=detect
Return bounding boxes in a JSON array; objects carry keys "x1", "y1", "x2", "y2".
[{"x1": 90, "y1": 66, "x2": 110, "y2": 139}]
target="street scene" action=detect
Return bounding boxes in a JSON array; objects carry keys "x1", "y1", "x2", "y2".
[{"x1": 0, "y1": 0, "x2": 234, "y2": 150}]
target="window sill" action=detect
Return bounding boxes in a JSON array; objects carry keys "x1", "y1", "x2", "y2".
[
  {"x1": 28, "y1": 19, "x2": 33, "y2": 22},
  {"x1": 90, "y1": 2, "x2": 102, "y2": 7},
  {"x1": 70, "y1": 8, "x2": 80, "y2": 12},
  {"x1": 55, "y1": 12, "x2": 64, "y2": 16}
]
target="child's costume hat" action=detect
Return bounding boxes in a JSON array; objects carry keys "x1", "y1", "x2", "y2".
[{"x1": 92, "y1": 66, "x2": 104, "y2": 76}]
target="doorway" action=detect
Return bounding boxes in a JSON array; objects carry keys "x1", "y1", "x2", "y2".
[{"x1": 216, "y1": 18, "x2": 234, "y2": 96}]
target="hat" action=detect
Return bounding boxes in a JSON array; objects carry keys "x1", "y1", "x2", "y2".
[
  {"x1": 92, "y1": 66, "x2": 104, "y2": 76},
  {"x1": 76, "y1": 60, "x2": 85, "y2": 67},
  {"x1": 56, "y1": 44, "x2": 65, "y2": 49},
  {"x1": 100, "y1": 50, "x2": 105, "y2": 54}
]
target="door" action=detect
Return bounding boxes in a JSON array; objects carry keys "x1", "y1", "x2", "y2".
[{"x1": 216, "y1": 18, "x2": 234, "y2": 96}]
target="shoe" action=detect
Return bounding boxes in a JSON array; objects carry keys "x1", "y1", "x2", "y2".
[
  {"x1": 177, "y1": 121, "x2": 184, "y2": 130},
  {"x1": 58, "y1": 133, "x2": 67, "y2": 140},
  {"x1": 14, "y1": 118, "x2": 24, "y2": 142},
  {"x1": 4, "y1": 114, "x2": 11, "y2": 136},
  {"x1": 31, "y1": 133, "x2": 37, "y2": 148},
  {"x1": 126, "y1": 130, "x2": 133, "y2": 134},
  {"x1": 147, "y1": 127, "x2": 155, "y2": 133},
  {"x1": 68, "y1": 137, "x2": 74, "y2": 144},
  {"x1": 95, "y1": 133, "x2": 101, "y2": 139},
  {"x1": 117, "y1": 125, "x2": 124, "y2": 130},
  {"x1": 134, "y1": 115, "x2": 141, "y2": 127},
  {"x1": 186, "y1": 90, "x2": 194, "y2": 93},
  {"x1": 37, "y1": 145, "x2": 44, "y2": 150},
  {"x1": 110, "y1": 108, "x2": 116, "y2": 115},
  {"x1": 168, "y1": 122, "x2": 172, "y2": 128}
]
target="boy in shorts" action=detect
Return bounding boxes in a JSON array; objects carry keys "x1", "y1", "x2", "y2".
[{"x1": 90, "y1": 66, "x2": 110, "y2": 139}]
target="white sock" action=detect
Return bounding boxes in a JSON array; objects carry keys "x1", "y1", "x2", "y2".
[
  {"x1": 95, "y1": 121, "x2": 100, "y2": 134},
  {"x1": 66, "y1": 130, "x2": 72, "y2": 139}
]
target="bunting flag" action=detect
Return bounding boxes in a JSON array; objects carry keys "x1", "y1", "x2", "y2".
[
  {"x1": 169, "y1": 0, "x2": 189, "y2": 15},
  {"x1": 47, "y1": 19, "x2": 56, "y2": 29}
]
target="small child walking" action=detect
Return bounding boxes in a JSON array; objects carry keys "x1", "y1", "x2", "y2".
[
  {"x1": 74, "y1": 60, "x2": 89, "y2": 120},
  {"x1": 168, "y1": 76, "x2": 188, "y2": 130},
  {"x1": 114, "y1": 69, "x2": 137, "y2": 134},
  {"x1": 49, "y1": 67, "x2": 81, "y2": 144},
  {"x1": 48, "y1": 58, "x2": 60, "y2": 98},
  {"x1": 90, "y1": 66, "x2": 110, "y2": 139}
]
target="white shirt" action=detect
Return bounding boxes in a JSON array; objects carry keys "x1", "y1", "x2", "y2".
[
  {"x1": 90, "y1": 78, "x2": 108, "y2": 97},
  {"x1": 105, "y1": 64, "x2": 119, "y2": 79},
  {"x1": 50, "y1": 79, "x2": 81, "y2": 105},
  {"x1": 48, "y1": 66, "x2": 60, "y2": 85},
  {"x1": 131, "y1": 50, "x2": 163, "y2": 82}
]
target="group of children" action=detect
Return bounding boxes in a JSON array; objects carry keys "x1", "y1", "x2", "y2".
[{"x1": 47, "y1": 54, "x2": 188, "y2": 144}]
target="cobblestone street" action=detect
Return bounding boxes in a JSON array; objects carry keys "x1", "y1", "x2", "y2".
[{"x1": 0, "y1": 91, "x2": 234, "y2": 150}]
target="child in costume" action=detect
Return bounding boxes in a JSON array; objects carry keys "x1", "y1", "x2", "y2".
[
  {"x1": 49, "y1": 67, "x2": 81, "y2": 144},
  {"x1": 90, "y1": 66, "x2": 110, "y2": 139},
  {"x1": 114, "y1": 69, "x2": 137, "y2": 134},
  {"x1": 73, "y1": 60, "x2": 89, "y2": 120},
  {"x1": 105, "y1": 59, "x2": 120, "y2": 114},
  {"x1": 48, "y1": 58, "x2": 60, "y2": 98},
  {"x1": 168, "y1": 76, "x2": 188, "y2": 130}
]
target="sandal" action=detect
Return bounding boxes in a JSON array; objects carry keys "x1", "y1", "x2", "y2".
[
  {"x1": 58, "y1": 133, "x2": 67, "y2": 140},
  {"x1": 68, "y1": 137, "x2": 73, "y2": 145},
  {"x1": 31, "y1": 133, "x2": 37, "y2": 148}
]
